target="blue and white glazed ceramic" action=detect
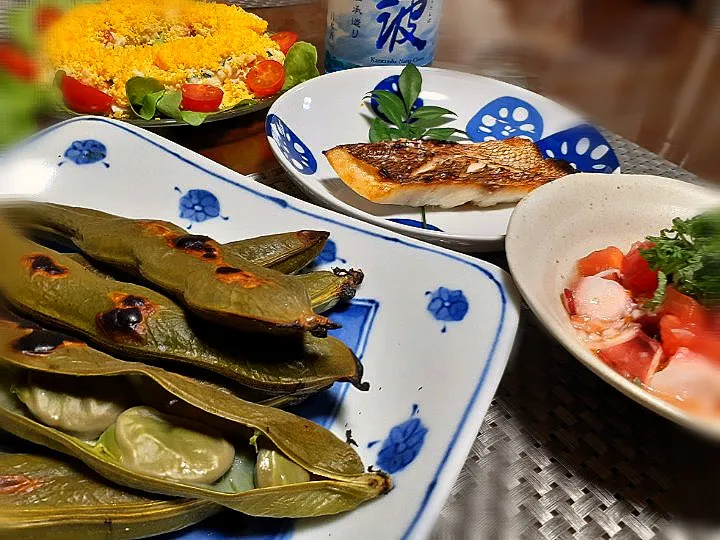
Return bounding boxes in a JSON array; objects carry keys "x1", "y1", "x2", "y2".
[
  {"x1": 0, "y1": 117, "x2": 521, "y2": 540},
  {"x1": 267, "y1": 67, "x2": 620, "y2": 252}
]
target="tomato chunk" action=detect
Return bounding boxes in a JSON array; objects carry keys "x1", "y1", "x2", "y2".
[
  {"x1": 271, "y1": 31, "x2": 298, "y2": 55},
  {"x1": 246, "y1": 60, "x2": 285, "y2": 98},
  {"x1": 181, "y1": 84, "x2": 223, "y2": 112},
  {"x1": 61, "y1": 76, "x2": 113, "y2": 114},
  {"x1": 0, "y1": 44, "x2": 38, "y2": 81},
  {"x1": 598, "y1": 332, "x2": 662, "y2": 383},
  {"x1": 577, "y1": 246, "x2": 624, "y2": 277},
  {"x1": 660, "y1": 314, "x2": 720, "y2": 359},
  {"x1": 562, "y1": 288, "x2": 576, "y2": 316},
  {"x1": 661, "y1": 286, "x2": 708, "y2": 329},
  {"x1": 621, "y1": 242, "x2": 659, "y2": 296}
]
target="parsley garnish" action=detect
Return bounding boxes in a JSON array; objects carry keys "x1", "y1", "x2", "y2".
[
  {"x1": 640, "y1": 210, "x2": 720, "y2": 308},
  {"x1": 366, "y1": 64, "x2": 465, "y2": 142}
]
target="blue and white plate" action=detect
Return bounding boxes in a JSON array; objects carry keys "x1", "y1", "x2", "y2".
[
  {"x1": 0, "y1": 117, "x2": 521, "y2": 540},
  {"x1": 267, "y1": 67, "x2": 620, "y2": 252}
]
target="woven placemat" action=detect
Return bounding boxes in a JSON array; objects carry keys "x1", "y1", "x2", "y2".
[{"x1": 251, "y1": 136, "x2": 716, "y2": 540}]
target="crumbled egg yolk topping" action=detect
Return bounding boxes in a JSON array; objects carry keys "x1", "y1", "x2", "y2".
[{"x1": 42, "y1": 0, "x2": 284, "y2": 115}]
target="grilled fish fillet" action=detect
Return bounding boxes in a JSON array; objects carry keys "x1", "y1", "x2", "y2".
[{"x1": 324, "y1": 137, "x2": 575, "y2": 208}]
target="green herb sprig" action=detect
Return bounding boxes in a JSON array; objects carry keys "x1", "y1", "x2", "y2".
[
  {"x1": 366, "y1": 64, "x2": 464, "y2": 143},
  {"x1": 641, "y1": 209, "x2": 720, "y2": 308}
]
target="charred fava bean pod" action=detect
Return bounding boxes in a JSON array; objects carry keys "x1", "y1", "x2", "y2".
[
  {"x1": 0, "y1": 452, "x2": 221, "y2": 540},
  {"x1": 296, "y1": 269, "x2": 365, "y2": 314},
  {"x1": 0, "y1": 227, "x2": 367, "y2": 395},
  {"x1": 224, "y1": 230, "x2": 330, "y2": 274},
  {"x1": 1, "y1": 203, "x2": 335, "y2": 336},
  {"x1": 0, "y1": 322, "x2": 392, "y2": 517},
  {"x1": 68, "y1": 253, "x2": 364, "y2": 316}
]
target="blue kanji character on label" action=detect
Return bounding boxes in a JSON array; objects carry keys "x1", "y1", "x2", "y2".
[{"x1": 375, "y1": 0, "x2": 427, "y2": 53}]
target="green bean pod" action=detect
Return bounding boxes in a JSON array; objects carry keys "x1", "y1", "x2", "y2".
[
  {"x1": 0, "y1": 225, "x2": 367, "y2": 395},
  {"x1": 0, "y1": 321, "x2": 392, "y2": 517},
  {"x1": 0, "y1": 452, "x2": 220, "y2": 540},
  {"x1": 1, "y1": 202, "x2": 335, "y2": 336}
]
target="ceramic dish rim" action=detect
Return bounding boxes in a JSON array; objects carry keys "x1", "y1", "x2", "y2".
[
  {"x1": 268, "y1": 65, "x2": 613, "y2": 245},
  {"x1": 506, "y1": 173, "x2": 720, "y2": 439}
]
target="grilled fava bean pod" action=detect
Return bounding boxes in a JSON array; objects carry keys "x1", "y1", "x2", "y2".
[
  {"x1": 32, "y1": 229, "x2": 330, "y2": 276},
  {"x1": 67, "y1": 253, "x2": 364, "y2": 316},
  {"x1": 1, "y1": 203, "x2": 335, "y2": 335},
  {"x1": 224, "y1": 230, "x2": 329, "y2": 274},
  {"x1": 296, "y1": 269, "x2": 365, "y2": 314},
  {"x1": 0, "y1": 452, "x2": 220, "y2": 540},
  {"x1": 0, "y1": 226, "x2": 366, "y2": 395},
  {"x1": 0, "y1": 321, "x2": 392, "y2": 517}
]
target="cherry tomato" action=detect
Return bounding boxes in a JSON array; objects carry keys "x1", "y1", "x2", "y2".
[
  {"x1": 577, "y1": 246, "x2": 624, "y2": 277},
  {"x1": 271, "y1": 31, "x2": 298, "y2": 55},
  {"x1": 35, "y1": 5, "x2": 63, "y2": 32},
  {"x1": 61, "y1": 76, "x2": 113, "y2": 114},
  {"x1": 621, "y1": 242, "x2": 659, "y2": 296},
  {"x1": 598, "y1": 332, "x2": 662, "y2": 383},
  {"x1": 246, "y1": 60, "x2": 285, "y2": 98},
  {"x1": 181, "y1": 84, "x2": 223, "y2": 112},
  {"x1": 0, "y1": 44, "x2": 38, "y2": 81},
  {"x1": 660, "y1": 286, "x2": 708, "y2": 329}
]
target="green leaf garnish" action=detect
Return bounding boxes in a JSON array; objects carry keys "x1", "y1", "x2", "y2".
[
  {"x1": 369, "y1": 90, "x2": 406, "y2": 126},
  {"x1": 640, "y1": 210, "x2": 720, "y2": 307},
  {"x1": 156, "y1": 91, "x2": 208, "y2": 126},
  {"x1": 281, "y1": 41, "x2": 320, "y2": 92},
  {"x1": 138, "y1": 90, "x2": 164, "y2": 120},
  {"x1": 408, "y1": 106, "x2": 456, "y2": 120},
  {"x1": 423, "y1": 127, "x2": 465, "y2": 141},
  {"x1": 366, "y1": 63, "x2": 463, "y2": 142},
  {"x1": 398, "y1": 63, "x2": 421, "y2": 114},
  {"x1": 369, "y1": 117, "x2": 391, "y2": 143},
  {"x1": 126, "y1": 77, "x2": 164, "y2": 107}
]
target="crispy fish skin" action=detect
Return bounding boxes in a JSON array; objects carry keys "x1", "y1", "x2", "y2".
[{"x1": 324, "y1": 137, "x2": 575, "y2": 208}]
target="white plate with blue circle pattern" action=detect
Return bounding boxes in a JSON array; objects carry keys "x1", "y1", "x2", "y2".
[
  {"x1": 266, "y1": 67, "x2": 620, "y2": 252},
  {"x1": 0, "y1": 117, "x2": 521, "y2": 540}
]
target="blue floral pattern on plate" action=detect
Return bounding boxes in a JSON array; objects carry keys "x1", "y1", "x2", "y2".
[
  {"x1": 370, "y1": 75, "x2": 424, "y2": 123},
  {"x1": 388, "y1": 218, "x2": 443, "y2": 232},
  {"x1": 369, "y1": 404, "x2": 428, "y2": 474},
  {"x1": 536, "y1": 124, "x2": 620, "y2": 173},
  {"x1": 175, "y1": 187, "x2": 229, "y2": 229},
  {"x1": 314, "y1": 239, "x2": 346, "y2": 265},
  {"x1": 60, "y1": 139, "x2": 109, "y2": 167},
  {"x1": 426, "y1": 287, "x2": 469, "y2": 333},
  {"x1": 466, "y1": 96, "x2": 544, "y2": 143},
  {"x1": 266, "y1": 114, "x2": 317, "y2": 175}
]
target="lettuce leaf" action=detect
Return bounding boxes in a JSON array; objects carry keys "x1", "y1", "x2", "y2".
[{"x1": 282, "y1": 41, "x2": 320, "y2": 91}]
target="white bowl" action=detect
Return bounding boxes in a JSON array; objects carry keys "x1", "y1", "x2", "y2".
[
  {"x1": 267, "y1": 67, "x2": 621, "y2": 252},
  {"x1": 506, "y1": 173, "x2": 720, "y2": 438}
]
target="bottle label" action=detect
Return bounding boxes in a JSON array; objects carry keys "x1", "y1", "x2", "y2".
[{"x1": 326, "y1": 0, "x2": 443, "y2": 71}]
